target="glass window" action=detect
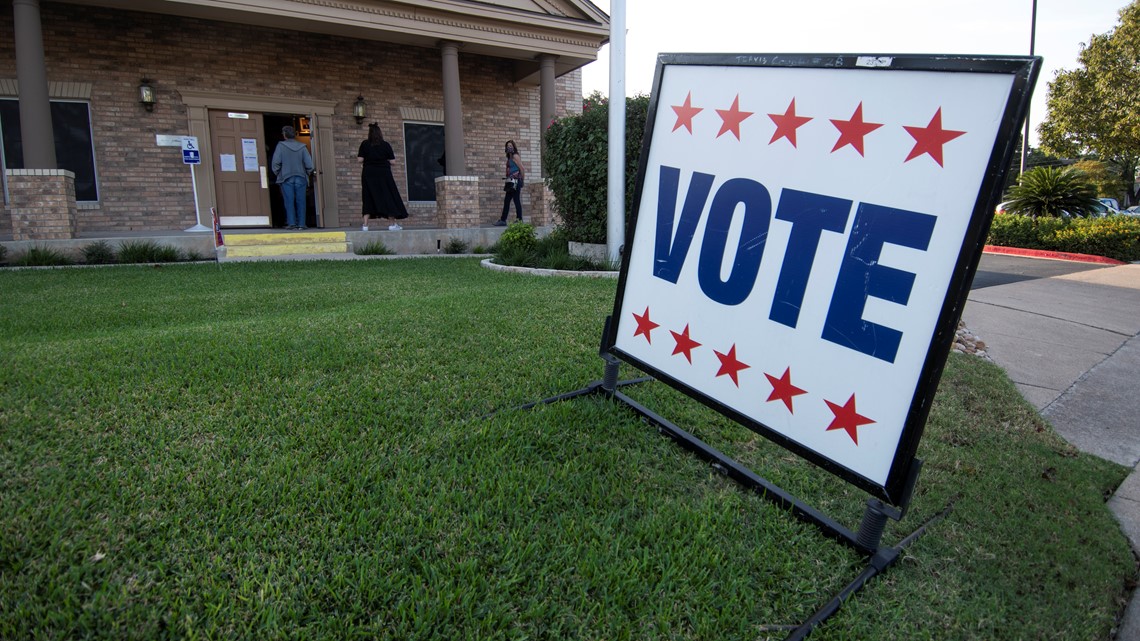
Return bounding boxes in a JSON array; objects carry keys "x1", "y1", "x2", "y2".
[
  {"x1": 0, "y1": 99, "x2": 99, "y2": 201},
  {"x1": 403, "y1": 122, "x2": 445, "y2": 202}
]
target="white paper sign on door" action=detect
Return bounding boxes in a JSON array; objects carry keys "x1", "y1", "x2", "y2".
[{"x1": 242, "y1": 138, "x2": 259, "y2": 172}]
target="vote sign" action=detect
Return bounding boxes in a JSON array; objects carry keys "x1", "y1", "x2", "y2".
[{"x1": 608, "y1": 54, "x2": 1039, "y2": 503}]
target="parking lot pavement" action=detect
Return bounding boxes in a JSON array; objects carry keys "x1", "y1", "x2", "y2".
[{"x1": 963, "y1": 263, "x2": 1140, "y2": 419}]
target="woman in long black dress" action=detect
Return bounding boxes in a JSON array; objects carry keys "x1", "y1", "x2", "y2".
[{"x1": 358, "y1": 123, "x2": 408, "y2": 231}]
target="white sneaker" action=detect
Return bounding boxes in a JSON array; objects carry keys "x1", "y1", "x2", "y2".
[
  {"x1": 361, "y1": 225, "x2": 368, "y2": 231},
  {"x1": 388, "y1": 224, "x2": 402, "y2": 231}
]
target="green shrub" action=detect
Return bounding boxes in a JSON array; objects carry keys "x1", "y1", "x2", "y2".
[
  {"x1": 543, "y1": 92, "x2": 650, "y2": 243},
  {"x1": 183, "y1": 250, "x2": 210, "y2": 262},
  {"x1": 472, "y1": 245, "x2": 488, "y2": 254},
  {"x1": 987, "y1": 214, "x2": 1069, "y2": 249},
  {"x1": 444, "y1": 238, "x2": 469, "y2": 254},
  {"x1": 0, "y1": 245, "x2": 7, "y2": 265},
  {"x1": 496, "y1": 221, "x2": 537, "y2": 255},
  {"x1": 13, "y1": 245, "x2": 73, "y2": 267},
  {"x1": 987, "y1": 213, "x2": 1140, "y2": 262},
  {"x1": 117, "y1": 240, "x2": 181, "y2": 263},
  {"x1": 540, "y1": 251, "x2": 597, "y2": 271},
  {"x1": 355, "y1": 240, "x2": 395, "y2": 255},
  {"x1": 81, "y1": 240, "x2": 117, "y2": 265},
  {"x1": 492, "y1": 224, "x2": 614, "y2": 271},
  {"x1": 534, "y1": 228, "x2": 568, "y2": 255},
  {"x1": 1046, "y1": 216, "x2": 1140, "y2": 262},
  {"x1": 1001, "y1": 166, "x2": 1099, "y2": 218},
  {"x1": 494, "y1": 244, "x2": 536, "y2": 267}
]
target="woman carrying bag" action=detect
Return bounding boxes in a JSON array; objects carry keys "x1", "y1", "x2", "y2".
[{"x1": 495, "y1": 140, "x2": 525, "y2": 226}]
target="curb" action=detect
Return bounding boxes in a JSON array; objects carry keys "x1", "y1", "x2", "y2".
[
  {"x1": 982, "y1": 245, "x2": 1127, "y2": 265},
  {"x1": 479, "y1": 258, "x2": 618, "y2": 279}
]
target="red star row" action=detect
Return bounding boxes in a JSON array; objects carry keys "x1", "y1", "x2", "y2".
[
  {"x1": 670, "y1": 91, "x2": 967, "y2": 167},
  {"x1": 633, "y1": 306, "x2": 874, "y2": 445}
]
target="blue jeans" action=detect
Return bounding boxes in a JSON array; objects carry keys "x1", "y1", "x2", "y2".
[{"x1": 281, "y1": 176, "x2": 308, "y2": 228}]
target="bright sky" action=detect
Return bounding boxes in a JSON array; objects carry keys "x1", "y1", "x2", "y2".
[{"x1": 580, "y1": 0, "x2": 1131, "y2": 145}]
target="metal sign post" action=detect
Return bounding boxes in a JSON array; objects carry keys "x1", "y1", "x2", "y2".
[{"x1": 179, "y1": 136, "x2": 208, "y2": 232}]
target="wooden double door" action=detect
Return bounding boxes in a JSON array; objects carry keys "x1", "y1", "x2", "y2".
[
  {"x1": 209, "y1": 110, "x2": 272, "y2": 227},
  {"x1": 210, "y1": 110, "x2": 324, "y2": 228}
]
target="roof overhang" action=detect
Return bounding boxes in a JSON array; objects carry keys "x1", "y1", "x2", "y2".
[{"x1": 59, "y1": 0, "x2": 610, "y2": 85}]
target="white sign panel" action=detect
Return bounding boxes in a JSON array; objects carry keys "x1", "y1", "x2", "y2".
[
  {"x1": 156, "y1": 135, "x2": 199, "y2": 148},
  {"x1": 608, "y1": 54, "x2": 1038, "y2": 501}
]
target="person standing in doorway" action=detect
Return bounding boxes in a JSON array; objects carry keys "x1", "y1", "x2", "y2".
[
  {"x1": 358, "y1": 123, "x2": 409, "y2": 231},
  {"x1": 271, "y1": 125, "x2": 314, "y2": 230},
  {"x1": 495, "y1": 140, "x2": 525, "y2": 226}
]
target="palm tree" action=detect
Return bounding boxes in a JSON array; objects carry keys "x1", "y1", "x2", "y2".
[{"x1": 1002, "y1": 167, "x2": 1099, "y2": 219}]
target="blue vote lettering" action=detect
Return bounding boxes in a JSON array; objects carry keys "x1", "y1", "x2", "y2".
[
  {"x1": 697, "y1": 178, "x2": 772, "y2": 306},
  {"x1": 653, "y1": 165, "x2": 713, "y2": 284},
  {"x1": 650, "y1": 166, "x2": 935, "y2": 362},
  {"x1": 769, "y1": 189, "x2": 852, "y2": 328},
  {"x1": 822, "y1": 203, "x2": 937, "y2": 363}
]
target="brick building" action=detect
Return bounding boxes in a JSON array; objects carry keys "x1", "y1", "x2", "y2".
[{"x1": 0, "y1": 0, "x2": 609, "y2": 240}]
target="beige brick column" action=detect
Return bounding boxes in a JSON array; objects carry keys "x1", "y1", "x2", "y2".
[
  {"x1": 435, "y1": 175, "x2": 482, "y2": 229},
  {"x1": 7, "y1": 169, "x2": 78, "y2": 240},
  {"x1": 524, "y1": 179, "x2": 559, "y2": 227}
]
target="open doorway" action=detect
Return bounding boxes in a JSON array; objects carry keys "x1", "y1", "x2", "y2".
[{"x1": 263, "y1": 113, "x2": 318, "y2": 229}]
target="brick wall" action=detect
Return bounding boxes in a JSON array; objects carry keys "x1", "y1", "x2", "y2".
[
  {"x1": 0, "y1": 3, "x2": 586, "y2": 234},
  {"x1": 435, "y1": 176, "x2": 483, "y2": 228},
  {"x1": 7, "y1": 169, "x2": 77, "y2": 240}
]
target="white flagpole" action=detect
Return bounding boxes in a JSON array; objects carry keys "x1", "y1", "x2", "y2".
[{"x1": 607, "y1": 0, "x2": 626, "y2": 265}]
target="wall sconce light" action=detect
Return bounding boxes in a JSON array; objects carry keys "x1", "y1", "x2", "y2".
[
  {"x1": 139, "y1": 80, "x2": 156, "y2": 112},
  {"x1": 352, "y1": 95, "x2": 367, "y2": 124}
]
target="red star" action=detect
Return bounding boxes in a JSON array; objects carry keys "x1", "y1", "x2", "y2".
[
  {"x1": 670, "y1": 324, "x2": 702, "y2": 363},
  {"x1": 715, "y1": 95, "x2": 753, "y2": 140},
  {"x1": 713, "y1": 344, "x2": 750, "y2": 387},
  {"x1": 764, "y1": 367, "x2": 808, "y2": 413},
  {"x1": 632, "y1": 307, "x2": 659, "y2": 344},
  {"x1": 671, "y1": 92, "x2": 703, "y2": 134},
  {"x1": 829, "y1": 102, "x2": 883, "y2": 156},
  {"x1": 903, "y1": 108, "x2": 966, "y2": 167},
  {"x1": 824, "y1": 394, "x2": 875, "y2": 445},
  {"x1": 768, "y1": 98, "x2": 812, "y2": 147}
]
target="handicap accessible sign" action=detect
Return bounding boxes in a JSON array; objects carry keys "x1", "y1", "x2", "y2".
[{"x1": 182, "y1": 137, "x2": 200, "y2": 164}]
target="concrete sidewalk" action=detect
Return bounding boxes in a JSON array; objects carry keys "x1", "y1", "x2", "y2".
[{"x1": 962, "y1": 260, "x2": 1140, "y2": 639}]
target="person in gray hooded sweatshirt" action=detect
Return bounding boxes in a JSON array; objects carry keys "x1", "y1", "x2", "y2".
[{"x1": 271, "y1": 125, "x2": 315, "y2": 229}]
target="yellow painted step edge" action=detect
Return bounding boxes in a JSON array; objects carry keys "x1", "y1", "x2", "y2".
[
  {"x1": 224, "y1": 232, "x2": 346, "y2": 246},
  {"x1": 226, "y1": 242, "x2": 349, "y2": 257}
]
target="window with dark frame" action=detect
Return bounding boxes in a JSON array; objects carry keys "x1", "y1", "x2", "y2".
[
  {"x1": 0, "y1": 99, "x2": 99, "y2": 202},
  {"x1": 402, "y1": 122, "x2": 445, "y2": 202}
]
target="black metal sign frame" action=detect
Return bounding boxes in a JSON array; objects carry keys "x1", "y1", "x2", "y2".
[{"x1": 604, "y1": 53, "x2": 1040, "y2": 505}]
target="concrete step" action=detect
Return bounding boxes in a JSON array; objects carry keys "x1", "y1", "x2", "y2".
[{"x1": 223, "y1": 232, "x2": 347, "y2": 257}]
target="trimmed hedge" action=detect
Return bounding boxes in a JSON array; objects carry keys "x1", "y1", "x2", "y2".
[
  {"x1": 543, "y1": 93, "x2": 650, "y2": 244},
  {"x1": 988, "y1": 214, "x2": 1140, "y2": 262}
]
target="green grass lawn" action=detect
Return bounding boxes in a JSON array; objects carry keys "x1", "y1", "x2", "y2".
[{"x1": 0, "y1": 258, "x2": 1134, "y2": 640}]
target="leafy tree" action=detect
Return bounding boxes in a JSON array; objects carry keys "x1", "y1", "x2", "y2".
[
  {"x1": 543, "y1": 92, "x2": 650, "y2": 244},
  {"x1": 1001, "y1": 166, "x2": 1099, "y2": 219},
  {"x1": 1072, "y1": 159, "x2": 1128, "y2": 199},
  {"x1": 1000, "y1": 138, "x2": 1068, "y2": 193},
  {"x1": 1039, "y1": 1, "x2": 1140, "y2": 206},
  {"x1": 1026, "y1": 146, "x2": 1068, "y2": 170}
]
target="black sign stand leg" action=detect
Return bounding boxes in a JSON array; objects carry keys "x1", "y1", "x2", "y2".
[{"x1": 487, "y1": 316, "x2": 950, "y2": 638}]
